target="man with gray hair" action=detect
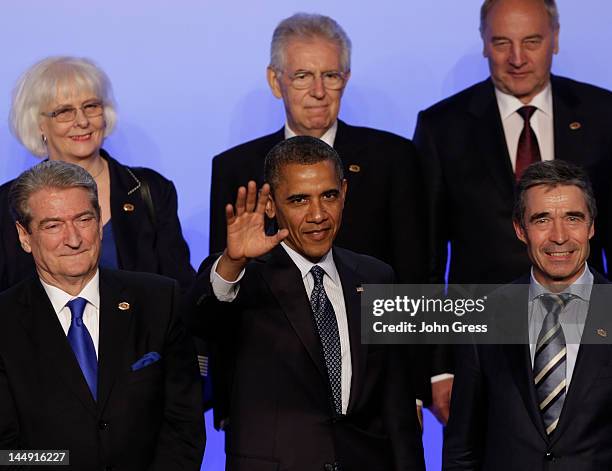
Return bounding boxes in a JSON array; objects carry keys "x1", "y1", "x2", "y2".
[
  {"x1": 414, "y1": 0, "x2": 612, "y2": 424},
  {"x1": 208, "y1": 12, "x2": 428, "y2": 427},
  {"x1": 445, "y1": 160, "x2": 612, "y2": 469},
  {"x1": 0, "y1": 161, "x2": 205, "y2": 470}
]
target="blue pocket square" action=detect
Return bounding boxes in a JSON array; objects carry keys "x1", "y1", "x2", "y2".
[{"x1": 131, "y1": 352, "x2": 161, "y2": 371}]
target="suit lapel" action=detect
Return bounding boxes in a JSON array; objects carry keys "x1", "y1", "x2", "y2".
[
  {"x1": 105, "y1": 150, "x2": 143, "y2": 272},
  {"x1": 499, "y1": 283, "x2": 548, "y2": 441},
  {"x1": 332, "y1": 121, "x2": 366, "y2": 191},
  {"x1": 97, "y1": 269, "x2": 133, "y2": 411},
  {"x1": 333, "y1": 248, "x2": 366, "y2": 414},
  {"x1": 259, "y1": 247, "x2": 328, "y2": 380},
  {"x1": 467, "y1": 80, "x2": 516, "y2": 202},
  {"x1": 552, "y1": 275, "x2": 612, "y2": 444},
  {"x1": 17, "y1": 278, "x2": 98, "y2": 416},
  {"x1": 551, "y1": 76, "x2": 584, "y2": 167}
]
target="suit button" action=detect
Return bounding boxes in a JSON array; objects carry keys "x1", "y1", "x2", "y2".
[
  {"x1": 99, "y1": 421, "x2": 108, "y2": 430},
  {"x1": 545, "y1": 452, "x2": 555, "y2": 461}
]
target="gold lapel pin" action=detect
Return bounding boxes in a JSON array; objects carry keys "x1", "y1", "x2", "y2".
[
  {"x1": 123, "y1": 203, "x2": 135, "y2": 212},
  {"x1": 356, "y1": 286, "x2": 364, "y2": 293},
  {"x1": 349, "y1": 164, "x2": 361, "y2": 173},
  {"x1": 569, "y1": 122, "x2": 582, "y2": 131},
  {"x1": 597, "y1": 328, "x2": 608, "y2": 338},
  {"x1": 118, "y1": 301, "x2": 130, "y2": 311}
]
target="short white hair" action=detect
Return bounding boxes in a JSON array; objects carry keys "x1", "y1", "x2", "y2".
[
  {"x1": 269, "y1": 13, "x2": 352, "y2": 72},
  {"x1": 9, "y1": 56, "x2": 118, "y2": 157}
]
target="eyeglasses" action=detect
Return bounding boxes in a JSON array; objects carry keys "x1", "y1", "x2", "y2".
[
  {"x1": 41, "y1": 101, "x2": 104, "y2": 123},
  {"x1": 285, "y1": 70, "x2": 348, "y2": 90}
]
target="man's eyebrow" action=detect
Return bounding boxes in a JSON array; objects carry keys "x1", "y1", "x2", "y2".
[
  {"x1": 566, "y1": 211, "x2": 587, "y2": 218},
  {"x1": 38, "y1": 210, "x2": 95, "y2": 225},
  {"x1": 529, "y1": 211, "x2": 551, "y2": 222},
  {"x1": 523, "y1": 34, "x2": 544, "y2": 41}
]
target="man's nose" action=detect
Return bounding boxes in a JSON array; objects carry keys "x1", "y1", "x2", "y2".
[
  {"x1": 509, "y1": 43, "x2": 526, "y2": 67},
  {"x1": 309, "y1": 74, "x2": 326, "y2": 98},
  {"x1": 307, "y1": 199, "x2": 326, "y2": 223},
  {"x1": 63, "y1": 222, "x2": 83, "y2": 248},
  {"x1": 549, "y1": 218, "x2": 569, "y2": 244}
]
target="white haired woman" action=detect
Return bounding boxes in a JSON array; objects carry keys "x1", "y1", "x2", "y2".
[{"x1": 0, "y1": 56, "x2": 195, "y2": 292}]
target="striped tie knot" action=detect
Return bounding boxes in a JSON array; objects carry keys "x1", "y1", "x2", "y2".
[{"x1": 539, "y1": 293, "x2": 574, "y2": 318}]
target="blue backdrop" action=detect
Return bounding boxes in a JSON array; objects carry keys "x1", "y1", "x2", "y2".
[{"x1": 1, "y1": 1, "x2": 610, "y2": 469}]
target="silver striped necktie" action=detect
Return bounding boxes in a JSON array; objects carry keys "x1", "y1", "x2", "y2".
[{"x1": 534, "y1": 293, "x2": 573, "y2": 435}]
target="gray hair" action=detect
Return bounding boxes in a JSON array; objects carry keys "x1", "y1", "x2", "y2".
[
  {"x1": 513, "y1": 160, "x2": 596, "y2": 228},
  {"x1": 9, "y1": 160, "x2": 100, "y2": 232},
  {"x1": 264, "y1": 136, "x2": 344, "y2": 191},
  {"x1": 480, "y1": 0, "x2": 560, "y2": 36},
  {"x1": 9, "y1": 56, "x2": 118, "y2": 157},
  {"x1": 269, "y1": 13, "x2": 352, "y2": 72}
]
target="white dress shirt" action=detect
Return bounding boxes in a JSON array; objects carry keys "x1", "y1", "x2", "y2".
[
  {"x1": 495, "y1": 83, "x2": 554, "y2": 170},
  {"x1": 528, "y1": 264, "x2": 593, "y2": 387},
  {"x1": 40, "y1": 270, "x2": 101, "y2": 357},
  {"x1": 285, "y1": 120, "x2": 338, "y2": 147},
  {"x1": 211, "y1": 242, "x2": 352, "y2": 414}
]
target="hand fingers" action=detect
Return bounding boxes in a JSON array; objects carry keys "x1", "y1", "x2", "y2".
[
  {"x1": 234, "y1": 186, "x2": 247, "y2": 217},
  {"x1": 245, "y1": 181, "x2": 257, "y2": 212},
  {"x1": 225, "y1": 203, "x2": 235, "y2": 224},
  {"x1": 256, "y1": 183, "x2": 271, "y2": 214}
]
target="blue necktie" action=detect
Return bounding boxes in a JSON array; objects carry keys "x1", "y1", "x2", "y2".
[
  {"x1": 310, "y1": 265, "x2": 342, "y2": 415},
  {"x1": 66, "y1": 297, "x2": 98, "y2": 400}
]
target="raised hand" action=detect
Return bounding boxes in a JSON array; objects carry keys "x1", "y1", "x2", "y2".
[{"x1": 216, "y1": 181, "x2": 288, "y2": 281}]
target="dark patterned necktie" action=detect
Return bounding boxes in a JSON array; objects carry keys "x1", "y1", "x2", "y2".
[
  {"x1": 310, "y1": 265, "x2": 342, "y2": 415},
  {"x1": 515, "y1": 105, "x2": 541, "y2": 182},
  {"x1": 67, "y1": 297, "x2": 98, "y2": 400},
  {"x1": 534, "y1": 293, "x2": 573, "y2": 435}
]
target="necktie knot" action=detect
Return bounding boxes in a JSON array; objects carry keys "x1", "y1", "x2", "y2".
[
  {"x1": 518, "y1": 105, "x2": 538, "y2": 121},
  {"x1": 67, "y1": 297, "x2": 88, "y2": 325},
  {"x1": 540, "y1": 293, "x2": 574, "y2": 317},
  {"x1": 311, "y1": 265, "x2": 325, "y2": 285}
]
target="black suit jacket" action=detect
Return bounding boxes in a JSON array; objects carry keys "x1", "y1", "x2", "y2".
[
  {"x1": 443, "y1": 271, "x2": 612, "y2": 470},
  {"x1": 0, "y1": 150, "x2": 195, "y2": 293},
  {"x1": 413, "y1": 76, "x2": 612, "y2": 286},
  {"x1": 0, "y1": 269, "x2": 205, "y2": 470},
  {"x1": 209, "y1": 119, "x2": 427, "y2": 284},
  {"x1": 185, "y1": 246, "x2": 425, "y2": 471}
]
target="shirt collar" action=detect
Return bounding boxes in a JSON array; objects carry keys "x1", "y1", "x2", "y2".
[
  {"x1": 40, "y1": 269, "x2": 101, "y2": 314},
  {"x1": 280, "y1": 241, "x2": 340, "y2": 287},
  {"x1": 528, "y1": 263, "x2": 594, "y2": 302},
  {"x1": 284, "y1": 120, "x2": 338, "y2": 148},
  {"x1": 495, "y1": 82, "x2": 553, "y2": 120}
]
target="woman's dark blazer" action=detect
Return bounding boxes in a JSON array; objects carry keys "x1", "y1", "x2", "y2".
[{"x1": 0, "y1": 149, "x2": 195, "y2": 292}]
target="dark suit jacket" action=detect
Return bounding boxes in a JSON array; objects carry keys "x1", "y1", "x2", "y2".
[
  {"x1": 185, "y1": 246, "x2": 425, "y2": 471},
  {"x1": 0, "y1": 269, "x2": 205, "y2": 470},
  {"x1": 443, "y1": 271, "x2": 612, "y2": 470},
  {"x1": 414, "y1": 76, "x2": 612, "y2": 286},
  {"x1": 0, "y1": 150, "x2": 195, "y2": 293},
  {"x1": 209, "y1": 119, "x2": 427, "y2": 284}
]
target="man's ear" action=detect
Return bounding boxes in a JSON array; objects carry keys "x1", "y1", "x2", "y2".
[
  {"x1": 266, "y1": 67, "x2": 283, "y2": 99},
  {"x1": 340, "y1": 179, "x2": 348, "y2": 205},
  {"x1": 265, "y1": 193, "x2": 276, "y2": 219},
  {"x1": 513, "y1": 219, "x2": 527, "y2": 245},
  {"x1": 16, "y1": 222, "x2": 32, "y2": 253}
]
